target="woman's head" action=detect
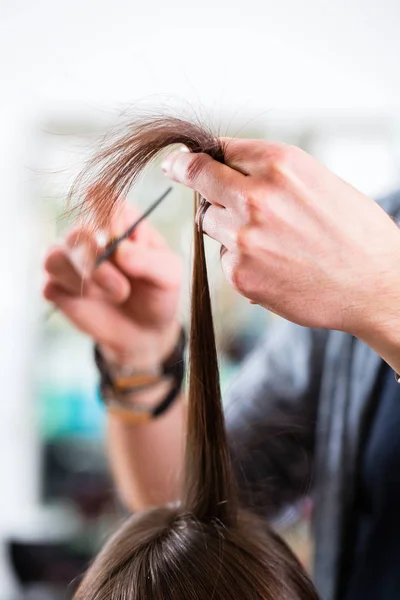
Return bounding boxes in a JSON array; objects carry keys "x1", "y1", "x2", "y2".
[
  {"x1": 72, "y1": 116, "x2": 319, "y2": 600},
  {"x1": 74, "y1": 507, "x2": 314, "y2": 599}
]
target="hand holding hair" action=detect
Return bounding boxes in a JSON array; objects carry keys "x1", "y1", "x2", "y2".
[
  {"x1": 66, "y1": 115, "x2": 319, "y2": 599},
  {"x1": 161, "y1": 141, "x2": 400, "y2": 345}
]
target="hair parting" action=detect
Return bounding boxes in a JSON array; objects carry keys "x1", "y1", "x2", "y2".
[{"x1": 70, "y1": 114, "x2": 319, "y2": 600}]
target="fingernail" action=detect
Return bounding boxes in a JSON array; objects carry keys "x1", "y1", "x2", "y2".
[
  {"x1": 161, "y1": 150, "x2": 186, "y2": 175},
  {"x1": 161, "y1": 154, "x2": 173, "y2": 174}
]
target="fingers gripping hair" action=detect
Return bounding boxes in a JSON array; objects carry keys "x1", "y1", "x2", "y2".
[{"x1": 71, "y1": 114, "x2": 319, "y2": 600}]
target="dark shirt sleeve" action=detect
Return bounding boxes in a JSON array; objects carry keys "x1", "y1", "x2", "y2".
[{"x1": 224, "y1": 318, "x2": 328, "y2": 517}]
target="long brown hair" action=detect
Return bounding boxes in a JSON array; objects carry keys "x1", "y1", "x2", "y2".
[{"x1": 71, "y1": 116, "x2": 319, "y2": 600}]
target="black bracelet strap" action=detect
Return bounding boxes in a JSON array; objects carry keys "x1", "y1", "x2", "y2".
[{"x1": 94, "y1": 328, "x2": 186, "y2": 421}]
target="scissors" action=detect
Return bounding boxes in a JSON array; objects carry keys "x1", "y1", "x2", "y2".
[{"x1": 44, "y1": 186, "x2": 172, "y2": 321}]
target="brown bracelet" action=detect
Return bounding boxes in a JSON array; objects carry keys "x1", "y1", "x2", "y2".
[
  {"x1": 102, "y1": 378, "x2": 182, "y2": 425},
  {"x1": 94, "y1": 328, "x2": 186, "y2": 421}
]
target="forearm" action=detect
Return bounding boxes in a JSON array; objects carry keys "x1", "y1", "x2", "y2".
[{"x1": 107, "y1": 382, "x2": 186, "y2": 512}]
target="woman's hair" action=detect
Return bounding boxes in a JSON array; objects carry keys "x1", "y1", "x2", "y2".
[{"x1": 71, "y1": 116, "x2": 319, "y2": 600}]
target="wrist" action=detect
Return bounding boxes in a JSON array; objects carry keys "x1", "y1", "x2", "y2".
[
  {"x1": 99, "y1": 321, "x2": 182, "y2": 372},
  {"x1": 358, "y1": 319, "x2": 400, "y2": 376},
  {"x1": 108, "y1": 378, "x2": 177, "y2": 411},
  {"x1": 95, "y1": 326, "x2": 186, "y2": 424},
  {"x1": 347, "y1": 275, "x2": 400, "y2": 373}
]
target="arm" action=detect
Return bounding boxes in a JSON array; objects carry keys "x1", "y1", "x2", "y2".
[
  {"x1": 43, "y1": 203, "x2": 186, "y2": 512},
  {"x1": 106, "y1": 385, "x2": 185, "y2": 511},
  {"x1": 106, "y1": 318, "x2": 327, "y2": 515},
  {"x1": 44, "y1": 198, "x2": 326, "y2": 515},
  {"x1": 44, "y1": 204, "x2": 325, "y2": 515},
  {"x1": 46, "y1": 138, "x2": 400, "y2": 515}
]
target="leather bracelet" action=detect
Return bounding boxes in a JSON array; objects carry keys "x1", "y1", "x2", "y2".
[
  {"x1": 103, "y1": 378, "x2": 183, "y2": 424},
  {"x1": 94, "y1": 328, "x2": 186, "y2": 422}
]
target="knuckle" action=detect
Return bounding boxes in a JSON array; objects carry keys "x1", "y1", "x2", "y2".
[
  {"x1": 267, "y1": 141, "x2": 292, "y2": 161},
  {"x1": 266, "y1": 143, "x2": 296, "y2": 182},
  {"x1": 231, "y1": 263, "x2": 248, "y2": 295},
  {"x1": 65, "y1": 227, "x2": 93, "y2": 250},
  {"x1": 65, "y1": 228, "x2": 83, "y2": 248},
  {"x1": 237, "y1": 226, "x2": 260, "y2": 252},
  {"x1": 244, "y1": 191, "x2": 264, "y2": 215},
  {"x1": 43, "y1": 246, "x2": 64, "y2": 272},
  {"x1": 236, "y1": 228, "x2": 249, "y2": 251},
  {"x1": 241, "y1": 182, "x2": 272, "y2": 220}
]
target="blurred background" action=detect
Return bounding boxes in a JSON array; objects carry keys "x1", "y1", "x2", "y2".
[{"x1": 1, "y1": 0, "x2": 400, "y2": 598}]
